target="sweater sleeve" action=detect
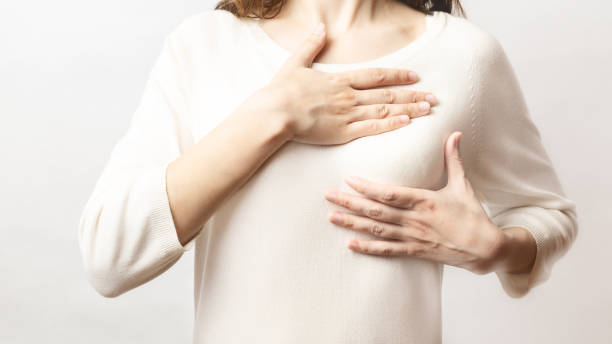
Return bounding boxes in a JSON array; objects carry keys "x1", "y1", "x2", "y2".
[
  {"x1": 78, "y1": 31, "x2": 199, "y2": 298},
  {"x1": 466, "y1": 34, "x2": 579, "y2": 298}
]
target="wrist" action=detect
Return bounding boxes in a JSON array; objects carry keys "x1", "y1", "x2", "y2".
[
  {"x1": 254, "y1": 86, "x2": 296, "y2": 142},
  {"x1": 235, "y1": 87, "x2": 295, "y2": 144},
  {"x1": 471, "y1": 220, "x2": 508, "y2": 274}
]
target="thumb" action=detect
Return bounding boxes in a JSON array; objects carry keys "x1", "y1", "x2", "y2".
[
  {"x1": 283, "y1": 22, "x2": 326, "y2": 68},
  {"x1": 444, "y1": 131, "x2": 466, "y2": 188}
]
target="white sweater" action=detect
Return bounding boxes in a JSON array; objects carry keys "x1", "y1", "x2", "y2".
[{"x1": 78, "y1": 9, "x2": 578, "y2": 343}]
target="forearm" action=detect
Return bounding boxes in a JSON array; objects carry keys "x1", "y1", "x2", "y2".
[
  {"x1": 492, "y1": 226, "x2": 537, "y2": 275},
  {"x1": 166, "y1": 98, "x2": 292, "y2": 245}
]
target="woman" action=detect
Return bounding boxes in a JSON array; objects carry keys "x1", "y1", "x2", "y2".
[{"x1": 78, "y1": 0, "x2": 578, "y2": 342}]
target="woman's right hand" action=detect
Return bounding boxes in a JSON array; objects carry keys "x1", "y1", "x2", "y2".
[{"x1": 258, "y1": 22, "x2": 438, "y2": 145}]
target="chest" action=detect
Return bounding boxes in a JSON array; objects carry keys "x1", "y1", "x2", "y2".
[
  {"x1": 189, "y1": 57, "x2": 478, "y2": 280},
  {"x1": 192, "y1": 71, "x2": 476, "y2": 194}
]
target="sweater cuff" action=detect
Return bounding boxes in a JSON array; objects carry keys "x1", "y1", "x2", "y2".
[
  {"x1": 492, "y1": 207, "x2": 554, "y2": 298},
  {"x1": 148, "y1": 161, "x2": 198, "y2": 254}
]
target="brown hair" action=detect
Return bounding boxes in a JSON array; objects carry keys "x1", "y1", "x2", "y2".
[{"x1": 214, "y1": 0, "x2": 465, "y2": 19}]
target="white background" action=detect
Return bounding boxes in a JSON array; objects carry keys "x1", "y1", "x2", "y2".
[{"x1": 1, "y1": 0, "x2": 610, "y2": 343}]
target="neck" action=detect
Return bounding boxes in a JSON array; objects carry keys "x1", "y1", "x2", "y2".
[{"x1": 278, "y1": 0, "x2": 400, "y2": 34}]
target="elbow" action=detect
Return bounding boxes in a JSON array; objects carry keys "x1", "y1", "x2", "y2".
[
  {"x1": 83, "y1": 254, "x2": 179, "y2": 298},
  {"x1": 567, "y1": 207, "x2": 579, "y2": 247},
  {"x1": 498, "y1": 207, "x2": 579, "y2": 299},
  {"x1": 79, "y1": 210, "x2": 132, "y2": 298},
  {"x1": 91, "y1": 280, "x2": 125, "y2": 299},
  {"x1": 78, "y1": 186, "x2": 185, "y2": 299},
  {"x1": 82, "y1": 255, "x2": 134, "y2": 298},
  {"x1": 97, "y1": 288, "x2": 123, "y2": 299},
  {"x1": 550, "y1": 205, "x2": 579, "y2": 262}
]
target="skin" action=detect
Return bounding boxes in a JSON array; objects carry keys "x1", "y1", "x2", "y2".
[
  {"x1": 324, "y1": 132, "x2": 537, "y2": 275},
  {"x1": 166, "y1": 9, "x2": 437, "y2": 246},
  {"x1": 271, "y1": 0, "x2": 537, "y2": 276},
  {"x1": 167, "y1": 0, "x2": 537, "y2": 277},
  {"x1": 259, "y1": 0, "x2": 430, "y2": 65}
]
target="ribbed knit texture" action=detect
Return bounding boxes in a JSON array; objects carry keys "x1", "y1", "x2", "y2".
[{"x1": 78, "y1": 8, "x2": 578, "y2": 342}]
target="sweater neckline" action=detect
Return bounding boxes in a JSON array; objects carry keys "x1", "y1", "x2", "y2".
[{"x1": 240, "y1": 11, "x2": 446, "y2": 71}]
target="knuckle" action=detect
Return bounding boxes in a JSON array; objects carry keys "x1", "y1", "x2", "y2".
[
  {"x1": 409, "y1": 91, "x2": 418, "y2": 103},
  {"x1": 410, "y1": 191, "x2": 434, "y2": 210},
  {"x1": 408, "y1": 103, "x2": 420, "y2": 116},
  {"x1": 336, "y1": 89, "x2": 356, "y2": 103},
  {"x1": 454, "y1": 158, "x2": 465, "y2": 170},
  {"x1": 381, "y1": 247, "x2": 393, "y2": 256},
  {"x1": 427, "y1": 241, "x2": 440, "y2": 251},
  {"x1": 370, "y1": 223, "x2": 385, "y2": 235},
  {"x1": 358, "y1": 105, "x2": 370, "y2": 117},
  {"x1": 410, "y1": 216, "x2": 431, "y2": 237},
  {"x1": 412, "y1": 246, "x2": 425, "y2": 257},
  {"x1": 366, "y1": 207, "x2": 383, "y2": 218},
  {"x1": 382, "y1": 89, "x2": 394, "y2": 103},
  {"x1": 413, "y1": 229, "x2": 429, "y2": 242},
  {"x1": 381, "y1": 190, "x2": 398, "y2": 202},
  {"x1": 370, "y1": 69, "x2": 387, "y2": 84},
  {"x1": 396, "y1": 212, "x2": 413, "y2": 227},
  {"x1": 423, "y1": 198, "x2": 436, "y2": 212},
  {"x1": 340, "y1": 197, "x2": 352, "y2": 208},
  {"x1": 405, "y1": 245, "x2": 424, "y2": 257},
  {"x1": 376, "y1": 104, "x2": 389, "y2": 118},
  {"x1": 367, "y1": 120, "x2": 380, "y2": 133}
]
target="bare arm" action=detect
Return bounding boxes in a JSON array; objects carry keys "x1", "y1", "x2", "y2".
[
  {"x1": 494, "y1": 226, "x2": 537, "y2": 275},
  {"x1": 167, "y1": 95, "x2": 291, "y2": 246}
]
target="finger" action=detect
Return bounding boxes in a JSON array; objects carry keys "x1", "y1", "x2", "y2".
[
  {"x1": 324, "y1": 190, "x2": 406, "y2": 224},
  {"x1": 343, "y1": 114, "x2": 411, "y2": 139},
  {"x1": 345, "y1": 102, "x2": 431, "y2": 123},
  {"x1": 444, "y1": 131, "x2": 465, "y2": 188},
  {"x1": 342, "y1": 176, "x2": 433, "y2": 209},
  {"x1": 328, "y1": 210, "x2": 426, "y2": 242},
  {"x1": 348, "y1": 238, "x2": 426, "y2": 257},
  {"x1": 353, "y1": 88, "x2": 437, "y2": 106},
  {"x1": 327, "y1": 210, "x2": 407, "y2": 240},
  {"x1": 340, "y1": 68, "x2": 420, "y2": 89},
  {"x1": 282, "y1": 22, "x2": 326, "y2": 68}
]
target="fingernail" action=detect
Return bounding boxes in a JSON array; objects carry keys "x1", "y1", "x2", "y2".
[
  {"x1": 325, "y1": 190, "x2": 338, "y2": 201},
  {"x1": 329, "y1": 212, "x2": 342, "y2": 222},
  {"x1": 313, "y1": 22, "x2": 325, "y2": 36},
  {"x1": 408, "y1": 71, "x2": 419, "y2": 82},
  {"x1": 418, "y1": 101, "x2": 430, "y2": 112},
  {"x1": 425, "y1": 93, "x2": 437, "y2": 105},
  {"x1": 399, "y1": 115, "x2": 410, "y2": 123}
]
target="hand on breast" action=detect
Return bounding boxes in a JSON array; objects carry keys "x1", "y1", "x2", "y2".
[{"x1": 324, "y1": 131, "x2": 506, "y2": 275}]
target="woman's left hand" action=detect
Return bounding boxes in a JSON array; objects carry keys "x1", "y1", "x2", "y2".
[{"x1": 324, "y1": 131, "x2": 506, "y2": 274}]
